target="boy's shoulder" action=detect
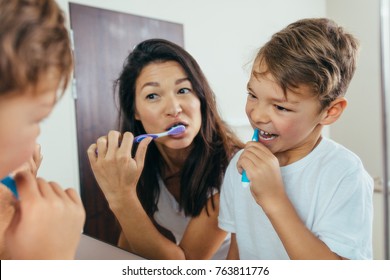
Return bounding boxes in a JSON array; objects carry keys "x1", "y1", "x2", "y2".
[
  {"x1": 315, "y1": 137, "x2": 365, "y2": 170},
  {"x1": 229, "y1": 149, "x2": 244, "y2": 168}
]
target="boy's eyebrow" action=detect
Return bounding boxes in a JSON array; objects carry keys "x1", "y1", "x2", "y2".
[
  {"x1": 247, "y1": 83, "x2": 299, "y2": 104},
  {"x1": 272, "y1": 97, "x2": 299, "y2": 104},
  {"x1": 246, "y1": 83, "x2": 255, "y2": 92}
]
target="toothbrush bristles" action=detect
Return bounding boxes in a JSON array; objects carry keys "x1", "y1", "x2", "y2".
[{"x1": 168, "y1": 125, "x2": 185, "y2": 135}]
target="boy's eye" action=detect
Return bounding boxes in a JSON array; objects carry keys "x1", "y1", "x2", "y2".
[
  {"x1": 275, "y1": 105, "x2": 290, "y2": 112},
  {"x1": 178, "y1": 88, "x2": 191, "y2": 94},
  {"x1": 247, "y1": 92, "x2": 257, "y2": 99}
]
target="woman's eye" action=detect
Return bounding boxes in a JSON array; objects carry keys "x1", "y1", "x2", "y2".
[
  {"x1": 146, "y1": 93, "x2": 158, "y2": 100},
  {"x1": 178, "y1": 88, "x2": 191, "y2": 94}
]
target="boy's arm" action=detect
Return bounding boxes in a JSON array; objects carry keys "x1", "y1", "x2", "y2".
[
  {"x1": 263, "y1": 193, "x2": 344, "y2": 259},
  {"x1": 226, "y1": 233, "x2": 239, "y2": 259},
  {"x1": 5, "y1": 171, "x2": 85, "y2": 259},
  {"x1": 238, "y1": 142, "x2": 344, "y2": 260}
]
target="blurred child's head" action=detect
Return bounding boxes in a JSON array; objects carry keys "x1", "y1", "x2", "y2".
[{"x1": 0, "y1": 0, "x2": 72, "y2": 177}]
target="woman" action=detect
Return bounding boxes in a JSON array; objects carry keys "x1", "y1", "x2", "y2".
[{"x1": 87, "y1": 39, "x2": 243, "y2": 259}]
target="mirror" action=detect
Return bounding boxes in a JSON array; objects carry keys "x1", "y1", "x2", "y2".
[
  {"x1": 36, "y1": 0, "x2": 389, "y2": 259},
  {"x1": 69, "y1": 2, "x2": 185, "y2": 246}
]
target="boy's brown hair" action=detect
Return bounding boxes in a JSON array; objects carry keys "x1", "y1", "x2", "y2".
[
  {"x1": 254, "y1": 18, "x2": 359, "y2": 109},
  {"x1": 0, "y1": 0, "x2": 72, "y2": 95}
]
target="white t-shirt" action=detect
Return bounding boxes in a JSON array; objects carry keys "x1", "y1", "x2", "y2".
[
  {"x1": 219, "y1": 137, "x2": 373, "y2": 259},
  {"x1": 153, "y1": 178, "x2": 230, "y2": 259}
]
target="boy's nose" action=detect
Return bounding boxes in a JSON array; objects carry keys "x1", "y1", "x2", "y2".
[{"x1": 250, "y1": 106, "x2": 270, "y2": 124}]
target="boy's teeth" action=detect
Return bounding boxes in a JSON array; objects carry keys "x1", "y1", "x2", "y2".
[
  {"x1": 259, "y1": 129, "x2": 276, "y2": 140},
  {"x1": 260, "y1": 130, "x2": 272, "y2": 136}
]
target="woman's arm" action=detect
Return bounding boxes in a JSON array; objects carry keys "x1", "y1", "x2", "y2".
[
  {"x1": 110, "y1": 191, "x2": 187, "y2": 259},
  {"x1": 116, "y1": 193, "x2": 227, "y2": 260},
  {"x1": 88, "y1": 131, "x2": 227, "y2": 259},
  {"x1": 88, "y1": 131, "x2": 185, "y2": 259},
  {"x1": 179, "y1": 193, "x2": 228, "y2": 259}
]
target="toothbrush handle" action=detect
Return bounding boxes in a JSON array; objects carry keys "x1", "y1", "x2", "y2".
[
  {"x1": 1, "y1": 176, "x2": 18, "y2": 199},
  {"x1": 241, "y1": 170, "x2": 250, "y2": 188},
  {"x1": 241, "y1": 129, "x2": 259, "y2": 188},
  {"x1": 133, "y1": 134, "x2": 158, "y2": 143},
  {"x1": 95, "y1": 133, "x2": 157, "y2": 156}
]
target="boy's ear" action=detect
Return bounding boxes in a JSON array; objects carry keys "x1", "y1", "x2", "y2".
[{"x1": 319, "y1": 97, "x2": 348, "y2": 125}]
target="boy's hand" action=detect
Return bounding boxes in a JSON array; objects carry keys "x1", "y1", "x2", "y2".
[
  {"x1": 237, "y1": 141, "x2": 285, "y2": 210},
  {"x1": 4, "y1": 171, "x2": 85, "y2": 259},
  {"x1": 0, "y1": 186, "x2": 16, "y2": 259}
]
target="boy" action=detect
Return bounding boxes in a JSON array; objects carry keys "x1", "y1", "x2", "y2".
[
  {"x1": 218, "y1": 18, "x2": 373, "y2": 259},
  {"x1": 0, "y1": 0, "x2": 85, "y2": 259}
]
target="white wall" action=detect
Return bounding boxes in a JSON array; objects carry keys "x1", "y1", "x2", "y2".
[
  {"x1": 326, "y1": 0, "x2": 386, "y2": 260},
  {"x1": 327, "y1": 0, "x2": 382, "y2": 184}
]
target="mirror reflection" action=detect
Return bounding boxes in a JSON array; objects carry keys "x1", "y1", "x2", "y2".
[{"x1": 35, "y1": 0, "x2": 389, "y2": 259}]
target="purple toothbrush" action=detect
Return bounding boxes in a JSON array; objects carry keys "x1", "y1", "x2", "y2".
[
  {"x1": 133, "y1": 125, "x2": 186, "y2": 143},
  {"x1": 95, "y1": 125, "x2": 186, "y2": 155}
]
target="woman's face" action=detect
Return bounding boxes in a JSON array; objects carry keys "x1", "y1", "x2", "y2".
[{"x1": 134, "y1": 61, "x2": 202, "y2": 150}]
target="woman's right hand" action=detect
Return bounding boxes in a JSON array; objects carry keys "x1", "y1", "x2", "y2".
[{"x1": 87, "y1": 130, "x2": 152, "y2": 205}]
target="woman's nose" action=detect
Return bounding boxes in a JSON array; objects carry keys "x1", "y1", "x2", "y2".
[{"x1": 165, "y1": 96, "x2": 182, "y2": 117}]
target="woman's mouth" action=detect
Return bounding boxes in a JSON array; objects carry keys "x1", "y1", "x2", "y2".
[{"x1": 166, "y1": 122, "x2": 188, "y2": 131}]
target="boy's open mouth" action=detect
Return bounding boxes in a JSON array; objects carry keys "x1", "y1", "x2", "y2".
[{"x1": 258, "y1": 129, "x2": 278, "y2": 141}]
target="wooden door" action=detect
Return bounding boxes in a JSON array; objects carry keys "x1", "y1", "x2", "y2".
[{"x1": 69, "y1": 3, "x2": 184, "y2": 246}]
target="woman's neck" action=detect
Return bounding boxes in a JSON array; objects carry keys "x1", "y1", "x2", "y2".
[
  {"x1": 156, "y1": 144, "x2": 193, "y2": 202},
  {"x1": 156, "y1": 143, "x2": 192, "y2": 178}
]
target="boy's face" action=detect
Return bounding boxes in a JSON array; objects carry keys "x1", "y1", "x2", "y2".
[
  {"x1": 246, "y1": 61, "x2": 327, "y2": 165},
  {"x1": 0, "y1": 74, "x2": 58, "y2": 178}
]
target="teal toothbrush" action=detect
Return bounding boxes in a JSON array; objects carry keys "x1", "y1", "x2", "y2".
[
  {"x1": 241, "y1": 128, "x2": 259, "y2": 188},
  {"x1": 1, "y1": 175, "x2": 18, "y2": 199}
]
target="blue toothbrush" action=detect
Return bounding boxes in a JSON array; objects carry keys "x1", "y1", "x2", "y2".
[
  {"x1": 241, "y1": 128, "x2": 259, "y2": 188},
  {"x1": 1, "y1": 175, "x2": 18, "y2": 199}
]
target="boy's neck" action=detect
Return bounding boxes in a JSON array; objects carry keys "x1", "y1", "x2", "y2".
[{"x1": 275, "y1": 131, "x2": 323, "y2": 167}]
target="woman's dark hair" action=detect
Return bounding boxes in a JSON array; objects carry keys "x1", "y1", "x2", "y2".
[{"x1": 115, "y1": 38, "x2": 243, "y2": 217}]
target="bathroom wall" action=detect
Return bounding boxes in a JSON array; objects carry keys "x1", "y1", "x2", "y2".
[{"x1": 327, "y1": 0, "x2": 386, "y2": 260}]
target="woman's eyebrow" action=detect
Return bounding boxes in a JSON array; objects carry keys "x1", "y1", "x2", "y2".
[
  {"x1": 141, "y1": 81, "x2": 160, "y2": 89},
  {"x1": 175, "y1": 77, "x2": 189, "y2": 85}
]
